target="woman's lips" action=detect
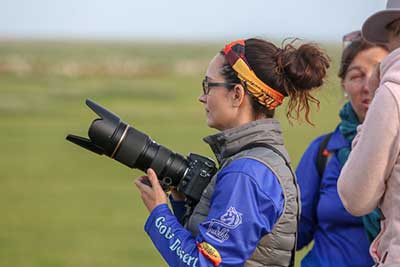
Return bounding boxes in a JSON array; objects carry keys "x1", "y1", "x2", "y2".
[{"x1": 362, "y1": 99, "x2": 371, "y2": 108}]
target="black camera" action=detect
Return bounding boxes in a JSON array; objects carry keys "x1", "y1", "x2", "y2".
[{"x1": 66, "y1": 99, "x2": 217, "y2": 206}]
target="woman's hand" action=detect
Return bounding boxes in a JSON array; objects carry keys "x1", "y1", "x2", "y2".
[
  {"x1": 170, "y1": 188, "x2": 186, "y2": 201},
  {"x1": 134, "y1": 168, "x2": 167, "y2": 213}
]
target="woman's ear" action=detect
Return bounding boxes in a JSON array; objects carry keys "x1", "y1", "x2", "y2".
[{"x1": 231, "y1": 84, "x2": 246, "y2": 107}]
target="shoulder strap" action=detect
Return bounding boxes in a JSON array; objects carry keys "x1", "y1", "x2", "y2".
[
  {"x1": 316, "y1": 133, "x2": 333, "y2": 177},
  {"x1": 239, "y1": 142, "x2": 291, "y2": 167},
  {"x1": 238, "y1": 142, "x2": 297, "y2": 267}
]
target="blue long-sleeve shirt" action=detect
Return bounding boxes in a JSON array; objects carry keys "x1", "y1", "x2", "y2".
[
  {"x1": 296, "y1": 126, "x2": 374, "y2": 267},
  {"x1": 144, "y1": 158, "x2": 284, "y2": 266}
]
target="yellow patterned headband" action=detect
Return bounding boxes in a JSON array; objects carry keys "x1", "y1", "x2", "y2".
[{"x1": 223, "y1": 40, "x2": 284, "y2": 110}]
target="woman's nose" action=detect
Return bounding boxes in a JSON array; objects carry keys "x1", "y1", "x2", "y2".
[
  {"x1": 362, "y1": 78, "x2": 369, "y2": 91},
  {"x1": 198, "y1": 93, "x2": 207, "y2": 103}
]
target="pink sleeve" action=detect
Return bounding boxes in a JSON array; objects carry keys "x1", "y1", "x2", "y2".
[
  {"x1": 351, "y1": 124, "x2": 363, "y2": 149},
  {"x1": 338, "y1": 84, "x2": 400, "y2": 216}
]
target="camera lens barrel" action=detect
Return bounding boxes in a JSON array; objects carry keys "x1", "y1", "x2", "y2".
[
  {"x1": 66, "y1": 100, "x2": 216, "y2": 199},
  {"x1": 112, "y1": 126, "x2": 151, "y2": 168},
  {"x1": 113, "y1": 126, "x2": 189, "y2": 186},
  {"x1": 79, "y1": 100, "x2": 189, "y2": 187}
]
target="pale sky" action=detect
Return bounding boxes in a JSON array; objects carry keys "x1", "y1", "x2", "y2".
[{"x1": 0, "y1": 0, "x2": 386, "y2": 42}]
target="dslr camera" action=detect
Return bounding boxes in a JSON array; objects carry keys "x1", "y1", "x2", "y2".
[{"x1": 66, "y1": 99, "x2": 217, "y2": 206}]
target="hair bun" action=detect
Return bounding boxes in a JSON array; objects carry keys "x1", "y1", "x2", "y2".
[
  {"x1": 278, "y1": 42, "x2": 330, "y2": 91},
  {"x1": 242, "y1": 38, "x2": 330, "y2": 124}
]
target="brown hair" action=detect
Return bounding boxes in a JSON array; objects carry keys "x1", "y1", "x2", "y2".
[
  {"x1": 386, "y1": 18, "x2": 400, "y2": 37},
  {"x1": 338, "y1": 39, "x2": 388, "y2": 80},
  {"x1": 221, "y1": 38, "x2": 330, "y2": 124}
]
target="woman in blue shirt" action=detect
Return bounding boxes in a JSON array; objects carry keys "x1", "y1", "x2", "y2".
[
  {"x1": 296, "y1": 31, "x2": 388, "y2": 267},
  {"x1": 134, "y1": 38, "x2": 329, "y2": 267}
]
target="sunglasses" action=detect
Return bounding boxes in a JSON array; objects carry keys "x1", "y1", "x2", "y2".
[
  {"x1": 202, "y1": 78, "x2": 237, "y2": 95},
  {"x1": 342, "y1": 30, "x2": 362, "y2": 49}
]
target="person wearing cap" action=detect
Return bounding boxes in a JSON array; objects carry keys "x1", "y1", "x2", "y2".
[
  {"x1": 295, "y1": 31, "x2": 388, "y2": 267},
  {"x1": 134, "y1": 38, "x2": 330, "y2": 267},
  {"x1": 338, "y1": 0, "x2": 400, "y2": 266}
]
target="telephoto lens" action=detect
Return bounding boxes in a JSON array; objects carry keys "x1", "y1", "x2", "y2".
[{"x1": 66, "y1": 99, "x2": 217, "y2": 204}]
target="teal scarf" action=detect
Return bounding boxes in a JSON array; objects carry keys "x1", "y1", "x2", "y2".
[
  {"x1": 338, "y1": 102, "x2": 381, "y2": 243},
  {"x1": 338, "y1": 102, "x2": 359, "y2": 166}
]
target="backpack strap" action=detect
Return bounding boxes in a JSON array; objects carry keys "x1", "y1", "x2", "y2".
[{"x1": 316, "y1": 133, "x2": 333, "y2": 178}]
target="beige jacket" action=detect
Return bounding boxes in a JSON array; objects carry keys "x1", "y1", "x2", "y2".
[{"x1": 338, "y1": 47, "x2": 400, "y2": 266}]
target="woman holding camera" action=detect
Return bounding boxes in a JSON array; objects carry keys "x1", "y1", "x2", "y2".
[
  {"x1": 295, "y1": 31, "x2": 388, "y2": 267},
  {"x1": 135, "y1": 38, "x2": 329, "y2": 266}
]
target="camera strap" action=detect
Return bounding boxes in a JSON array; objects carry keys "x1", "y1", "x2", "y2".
[
  {"x1": 238, "y1": 142, "x2": 299, "y2": 267},
  {"x1": 238, "y1": 143, "x2": 290, "y2": 167}
]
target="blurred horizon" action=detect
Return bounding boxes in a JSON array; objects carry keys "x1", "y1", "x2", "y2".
[{"x1": 1, "y1": 0, "x2": 386, "y2": 42}]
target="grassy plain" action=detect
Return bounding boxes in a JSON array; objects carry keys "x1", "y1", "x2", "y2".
[{"x1": 0, "y1": 40, "x2": 343, "y2": 267}]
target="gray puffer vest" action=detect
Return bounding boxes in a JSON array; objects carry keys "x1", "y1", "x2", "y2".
[{"x1": 185, "y1": 119, "x2": 300, "y2": 267}]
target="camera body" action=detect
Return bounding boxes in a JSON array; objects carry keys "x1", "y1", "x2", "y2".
[
  {"x1": 66, "y1": 99, "x2": 217, "y2": 206},
  {"x1": 177, "y1": 153, "x2": 216, "y2": 203}
]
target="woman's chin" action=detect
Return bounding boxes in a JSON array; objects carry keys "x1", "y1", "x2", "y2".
[
  {"x1": 206, "y1": 119, "x2": 223, "y2": 131},
  {"x1": 206, "y1": 118, "x2": 214, "y2": 128}
]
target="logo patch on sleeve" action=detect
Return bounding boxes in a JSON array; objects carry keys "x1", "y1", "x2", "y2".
[
  {"x1": 197, "y1": 242, "x2": 222, "y2": 266},
  {"x1": 206, "y1": 206, "x2": 243, "y2": 242}
]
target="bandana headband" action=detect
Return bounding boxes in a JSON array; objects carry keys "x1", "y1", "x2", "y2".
[{"x1": 223, "y1": 40, "x2": 284, "y2": 110}]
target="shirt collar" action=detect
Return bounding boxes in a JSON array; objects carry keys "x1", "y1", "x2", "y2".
[{"x1": 203, "y1": 118, "x2": 284, "y2": 164}]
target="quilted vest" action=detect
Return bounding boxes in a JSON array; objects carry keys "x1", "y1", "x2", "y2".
[{"x1": 185, "y1": 119, "x2": 300, "y2": 267}]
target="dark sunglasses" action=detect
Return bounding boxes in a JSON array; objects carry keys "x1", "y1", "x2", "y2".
[{"x1": 201, "y1": 79, "x2": 237, "y2": 95}]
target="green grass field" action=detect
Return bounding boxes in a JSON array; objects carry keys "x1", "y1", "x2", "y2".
[{"x1": 0, "y1": 40, "x2": 343, "y2": 267}]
